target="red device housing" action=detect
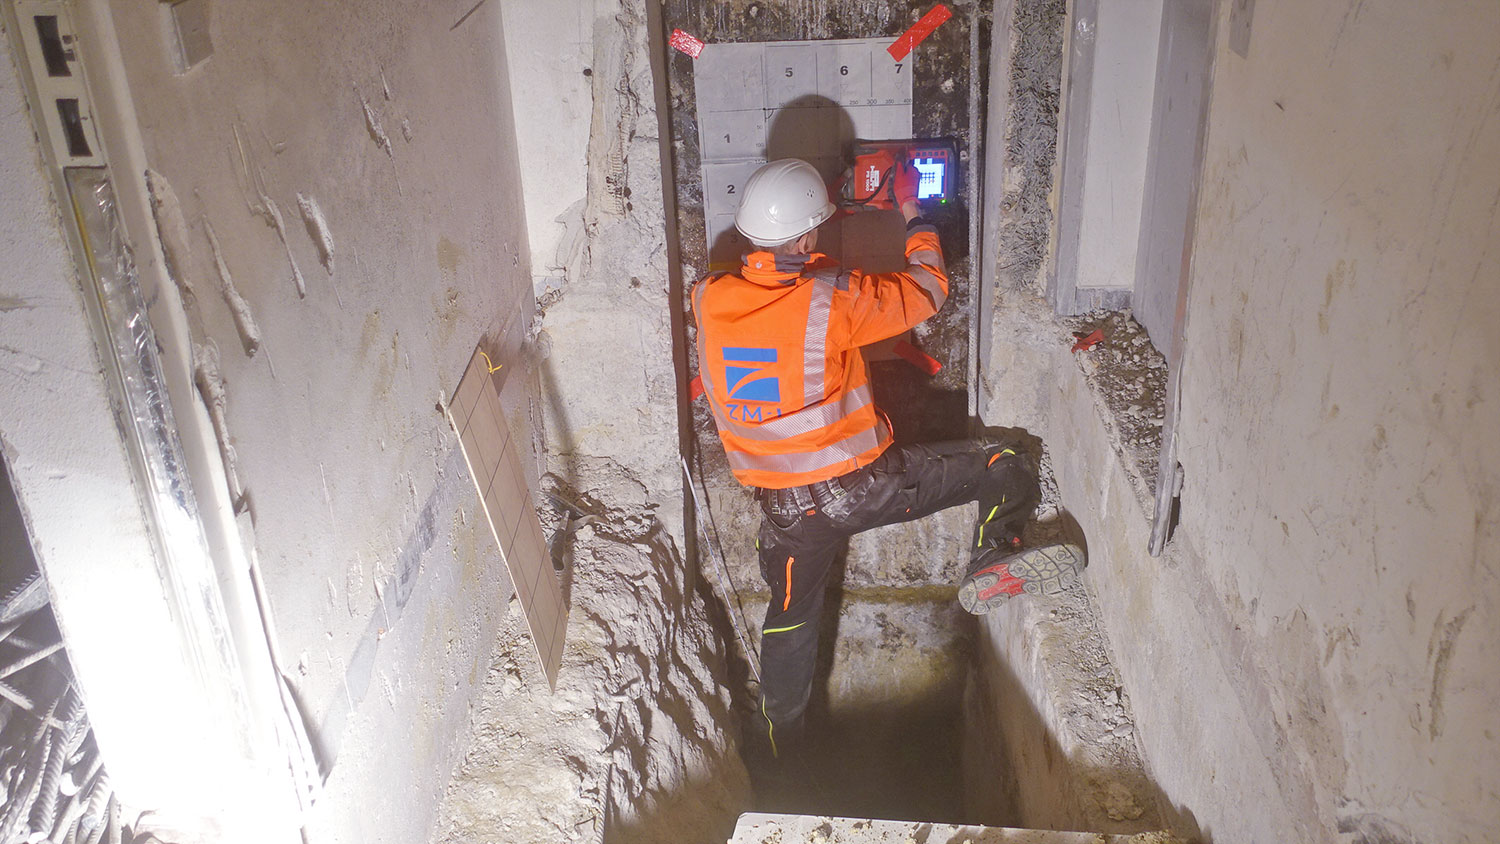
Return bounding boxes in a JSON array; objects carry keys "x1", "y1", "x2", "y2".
[{"x1": 847, "y1": 138, "x2": 959, "y2": 207}]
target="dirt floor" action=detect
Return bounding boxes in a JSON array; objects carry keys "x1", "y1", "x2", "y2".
[{"x1": 429, "y1": 458, "x2": 749, "y2": 844}]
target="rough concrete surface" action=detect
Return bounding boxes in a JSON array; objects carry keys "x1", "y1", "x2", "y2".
[
  {"x1": 729, "y1": 812, "x2": 1187, "y2": 844},
  {"x1": 1165, "y1": 1, "x2": 1499, "y2": 840},
  {"x1": 525, "y1": 0, "x2": 685, "y2": 545},
  {"x1": 431, "y1": 458, "x2": 749, "y2": 844},
  {"x1": 2, "y1": 20, "x2": 291, "y2": 830},
  {"x1": 79, "y1": 0, "x2": 541, "y2": 839},
  {"x1": 979, "y1": 3, "x2": 1500, "y2": 839},
  {"x1": 1059, "y1": 311, "x2": 1167, "y2": 499}
]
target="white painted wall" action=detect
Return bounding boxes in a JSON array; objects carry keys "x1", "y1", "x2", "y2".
[
  {"x1": 1166, "y1": 0, "x2": 1500, "y2": 839},
  {"x1": 499, "y1": 0, "x2": 594, "y2": 293},
  {"x1": 38, "y1": 0, "x2": 543, "y2": 840},
  {"x1": 509, "y1": 0, "x2": 685, "y2": 543},
  {"x1": 984, "y1": 1, "x2": 1499, "y2": 841},
  {"x1": 1072, "y1": 0, "x2": 1162, "y2": 290},
  {"x1": 2, "y1": 26, "x2": 291, "y2": 834}
]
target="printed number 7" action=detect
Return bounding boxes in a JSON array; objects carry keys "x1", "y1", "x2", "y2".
[{"x1": 895, "y1": 63, "x2": 903, "y2": 73}]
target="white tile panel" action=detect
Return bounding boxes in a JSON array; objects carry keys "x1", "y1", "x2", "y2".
[
  {"x1": 763, "y1": 44, "x2": 820, "y2": 110},
  {"x1": 702, "y1": 160, "x2": 764, "y2": 221},
  {"x1": 694, "y1": 42, "x2": 767, "y2": 113},
  {"x1": 694, "y1": 37, "x2": 914, "y2": 262},
  {"x1": 699, "y1": 108, "x2": 767, "y2": 162}
]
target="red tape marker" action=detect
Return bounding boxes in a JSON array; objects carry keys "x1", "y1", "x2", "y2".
[
  {"x1": 888, "y1": 4, "x2": 953, "y2": 62},
  {"x1": 1071, "y1": 329, "x2": 1104, "y2": 352},
  {"x1": 689, "y1": 374, "x2": 705, "y2": 401},
  {"x1": 669, "y1": 29, "x2": 706, "y2": 59},
  {"x1": 894, "y1": 340, "x2": 943, "y2": 376}
]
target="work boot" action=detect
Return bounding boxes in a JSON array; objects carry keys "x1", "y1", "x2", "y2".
[{"x1": 957, "y1": 541, "x2": 1086, "y2": 614}]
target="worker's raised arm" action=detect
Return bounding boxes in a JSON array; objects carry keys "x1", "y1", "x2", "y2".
[{"x1": 835, "y1": 216, "x2": 948, "y2": 349}]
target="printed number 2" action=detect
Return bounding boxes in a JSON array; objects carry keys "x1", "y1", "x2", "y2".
[
  {"x1": 840, "y1": 65, "x2": 849, "y2": 76},
  {"x1": 727, "y1": 184, "x2": 735, "y2": 194}
]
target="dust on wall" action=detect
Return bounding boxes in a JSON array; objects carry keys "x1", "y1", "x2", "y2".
[
  {"x1": 504, "y1": 0, "x2": 686, "y2": 544},
  {"x1": 93, "y1": 0, "x2": 540, "y2": 840},
  {"x1": 432, "y1": 458, "x2": 750, "y2": 844},
  {"x1": 982, "y1": 1, "x2": 1500, "y2": 841},
  {"x1": 1162, "y1": 1, "x2": 1500, "y2": 839}
]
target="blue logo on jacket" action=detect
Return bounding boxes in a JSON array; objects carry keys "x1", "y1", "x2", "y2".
[{"x1": 722, "y1": 347, "x2": 779, "y2": 423}]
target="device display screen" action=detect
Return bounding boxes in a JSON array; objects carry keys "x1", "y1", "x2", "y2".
[{"x1": 909, "y1": 145, "x2": 954, "y2": 201}]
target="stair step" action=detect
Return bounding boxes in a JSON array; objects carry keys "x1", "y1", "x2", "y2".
[{"x1": 729, "y1": 812, "x2": 1183, "y2": 843}]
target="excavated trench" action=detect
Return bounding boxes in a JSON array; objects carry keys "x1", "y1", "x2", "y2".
[{"x1": 741, "y1": 586, "x2": 978, "y2": 824}]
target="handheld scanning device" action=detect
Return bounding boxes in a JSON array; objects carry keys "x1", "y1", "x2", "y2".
[{"x1": 838, "y1": 138, "x2": 958, "y2": 210}]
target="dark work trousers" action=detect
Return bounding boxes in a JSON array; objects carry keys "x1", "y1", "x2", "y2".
[{"x1": 753, "y1": 439, "x2": 1039, "y2": 755}]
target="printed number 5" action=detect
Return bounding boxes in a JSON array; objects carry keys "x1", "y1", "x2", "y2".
[{"x1": 785, "y1": 67, "x2": 793, "y2": 77}]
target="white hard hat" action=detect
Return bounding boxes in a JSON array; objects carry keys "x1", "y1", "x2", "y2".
[{"x1": 734, "y1": 159, "x2": 836, "y2": 247}]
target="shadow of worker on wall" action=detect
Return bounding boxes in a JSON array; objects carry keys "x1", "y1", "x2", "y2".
[{"x1": 707, "y1": 94, "x2": 856, "y2": 267}]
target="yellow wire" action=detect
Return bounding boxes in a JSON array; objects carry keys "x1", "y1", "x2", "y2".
[{"x1": 479, "y1": 350, "x2": 503, "y2": 373}]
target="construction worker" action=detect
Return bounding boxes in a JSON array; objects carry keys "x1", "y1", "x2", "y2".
[{"x1": 691, "y1": 157, "x2": 1084, "y2": 760}]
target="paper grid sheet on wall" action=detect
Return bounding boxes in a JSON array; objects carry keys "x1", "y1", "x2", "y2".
[
  {"x1": 694, "y1": 38, "x2": 914, "y2": 261},
  {"x1": 447, "y1": 348, "x2": 564, "y2": 688}
]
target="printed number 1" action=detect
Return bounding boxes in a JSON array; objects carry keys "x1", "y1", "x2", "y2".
[{"x1": 724, "y1": 133, "x2": 730, "y2": 143}]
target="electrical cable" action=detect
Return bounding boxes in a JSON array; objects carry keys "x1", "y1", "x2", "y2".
[{"x1": 679, "y1": 456, "x2": 762, "y2": 684}]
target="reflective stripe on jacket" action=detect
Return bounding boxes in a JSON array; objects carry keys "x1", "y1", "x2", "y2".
[{"x1": 692, "y1": 221, "x2": 947, "y2": 489}]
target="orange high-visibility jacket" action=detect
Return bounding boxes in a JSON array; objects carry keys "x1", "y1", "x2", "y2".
[{"x1": 692, "y1": 222, "x2": 948, "y2": 489}]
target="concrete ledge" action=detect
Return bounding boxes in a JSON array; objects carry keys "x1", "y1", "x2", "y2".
[
  {"x1": 728, "y1": 812, "x2": 1184, "y2": 843},
  {"x1": 980, "y1": 296, "x2": 1298, "y2": 841}
]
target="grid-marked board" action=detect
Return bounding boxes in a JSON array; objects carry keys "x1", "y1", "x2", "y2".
[
  {"x1": 695, "y1": 38, "x2": 913, "y2": 262},
  {"x1": 447, "y1": 347, "x2": 564, "y2": 688}
]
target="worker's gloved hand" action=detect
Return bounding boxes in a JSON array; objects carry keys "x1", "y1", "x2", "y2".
[{"x1": 891, "y1": 157, "x2": 922, "y2": 207}]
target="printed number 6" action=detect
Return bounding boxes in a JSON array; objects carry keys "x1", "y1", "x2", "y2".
[{"x1": 840, "y1": 65, "x2": 849, "y2": 76}]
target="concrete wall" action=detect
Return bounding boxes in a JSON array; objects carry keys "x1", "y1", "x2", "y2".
[
  {"x1": 505, "y1": 0, "x2": 684, "y2": 542},
  {"x1": 1071, "y1": 0, "x2": 1162, "y2": 292},
  {"x1": 1169, "y1": 0, "x2": 1500, "y2": 839},
  {"x1": 1, "y1": 20, "x2": 266, "y2": 826},
  {"x1": 498, "y1": 0, "x2": 593, "y2": 294},
  {"x1": 985, "y1": 0, "x2": 1500, "y2": 841},
  {"x1": 64, "y1": 0, "x2": 539, "y2": 840}
]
